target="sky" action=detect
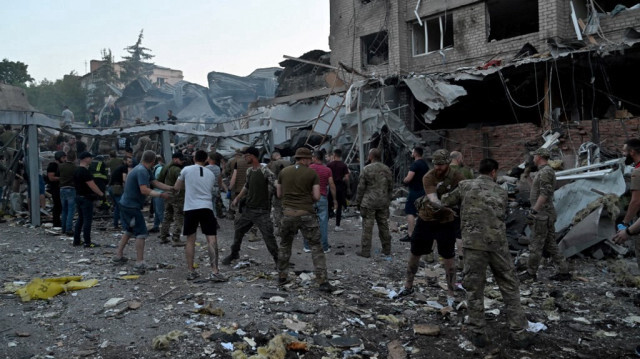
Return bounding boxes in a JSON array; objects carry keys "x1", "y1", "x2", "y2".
[{"x1": 1, "y1": 0, "x2": 330, "y2": 87}]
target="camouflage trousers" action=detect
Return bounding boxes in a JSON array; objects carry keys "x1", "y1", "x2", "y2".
[
  {"x1": 360, "y1": 207, "x2": 391, "y2": 255},
  {"x1": 463, "y1": 246, "x2": 527, "y2": 334},
  {"x1": 227, "y1": 192, "x2": 240, "y2": 221},
  {"x1": 215, "y1": 194, "x2": 225, "y2": 218},
  {"x1": 160, "y1": 197, "x2": 184, "y2": 242},
  {"x1": 527, "y1": 214, "x2": 568, "y2": 275},
  {"x1": 271, "y1": 196, "x2": 283, "y2": 237},
  {"x1": 278, "y1": 213, "x2": 327, "y2": 283},
  {"x1": 231, "y1": 207, "x2": 278, "y2": 263}
]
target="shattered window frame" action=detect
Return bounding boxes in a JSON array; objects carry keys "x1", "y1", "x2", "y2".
[
  {"x1": 486, "y1": 0, "x2": 539, "y2": 41},
  {"x1": 412, "y1": 13, "x2": 454, "y2": 56},
  {"x1": 361, "y1": 31, "x2": 389, "y2": 67}
]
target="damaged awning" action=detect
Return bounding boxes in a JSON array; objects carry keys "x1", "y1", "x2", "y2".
[{"x1": 402, "y1": 77, "x2": 467, "y2": 123}]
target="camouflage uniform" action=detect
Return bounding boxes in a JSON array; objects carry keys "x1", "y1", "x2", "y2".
[
  {"x1": 442, "y1": 175, "x2": 527, "y2": 336},
  {"x1": 450, "y1": 164, "x2": 474, "y2": 180},
  {"x1": 526, "y1": 163, "x2": 569, "y2": 275},
  {"x1": 268, "y1": 159, "x2": 290, "y2": 236},
  {"x1": 230, "y1": 166, "x2": 279, "y2": 264},
  {"x1": 160, "y1": 164, "x2": 184, "y2": 243},
  {"x1": 356, "y1": 161, "x2": 393, "y2": 256}
]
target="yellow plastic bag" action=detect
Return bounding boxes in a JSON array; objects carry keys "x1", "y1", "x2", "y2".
[{"x1": 15, "y1": 276, "x2": 98, "y2": 302}]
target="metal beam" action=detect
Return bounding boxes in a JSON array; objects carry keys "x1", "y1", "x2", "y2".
[{"x1": 27, "y1": 124, "x2": 40, "y2": 226}]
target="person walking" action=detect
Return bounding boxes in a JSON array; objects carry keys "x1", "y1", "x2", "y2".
[
  {"x1": 47, "y1": 151, "x2": 66, "y2": 228},
  {"x1": 276, "y1": 147, "x2": 333, "y2": 292},
  {"x1": 113, "y1": 150, "x2": 172, "y2": 274},
  {"x1": 222, "y1": 147, "x2": 279, "y2": 267},
  {"x1": 305, "y1": 150, "x2": 337, "y2": 253},
  {"x1": 355, "y1": 148, "x2": 393, "y2": 258},
  {"x1": 73, "y1": 152, "x2": 105, "y2": 248},
  {"x1": 441, "y1": 159, "x2": 534, "y2": 349},
  {"x1": 327, "y1": 149, "x2": 350, "y2": 232},
  {"x1": 174, "y1": 150, "x2": 226, "y2": 282}
]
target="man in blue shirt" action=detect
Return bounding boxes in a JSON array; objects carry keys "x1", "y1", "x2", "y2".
[{"x1": 112, "y1": 150, "x2": 173, "y2": 274}]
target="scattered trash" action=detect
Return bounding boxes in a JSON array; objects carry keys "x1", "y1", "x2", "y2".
[
  {"x1": 104, "y1": 298, "x2": 125, "y2": 308},
  {"x1": 196, "y1": 303, "x2": 225, "y2": 316},
  {"x1": 527, "y1": 321, "x2": 548, "y2": 332},
  {"x1": 151, "y1": 330, "x2": 184, "y2": 350},
  {"x1": 413, "y1": 324, "x2": 440, "y2": 336},
  {"x1": 283, "y1": 318, "x2": 307, "y2": 332},
  {"x1": 119, "y1": 275, "x2": 140, "y2": 280},
  {"x1": 221, "y1": 342, "x2": 234, "y2": 351}
]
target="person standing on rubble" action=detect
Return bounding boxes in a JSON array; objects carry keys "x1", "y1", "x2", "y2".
[
  {"x1": 267, "y1": 151, "x2": 290, "y2": 236},
  {"x1": 305, "y1": 150, "x2": 337, "y2": 253},
  {"x1": 206, "y1": 150, "x2": 228, "y2": 218},
  {"x1": 158, "y1": 152, "x2": 186, "y2": 245},
  {"x1": 276, "y1": 147, "x2": 333, "y2": 292},
  {"x1": 113, "y1": 150, "x2": 173, "y2": 274},
  {"x1": 173, "y1": 150, "x2": 226, "y2": 282},
  {"x1": 47, "y1": 151, "x2": 66, "y2": 228},
  {"x1": 61, "y1": 105, "x2": 74, "y2": 128},
  {"x1": 58, "y1": 151, "x2": 77, "y2": 236},
  {"x1": 400, "y1": 146, "x2": 429, "y2": 243},
  {"x1": 355, "y1": 148, "x2": 393, "y2": 258},
  {"x1": 441, "y1": 158, "x2": 534, "y2": 349},
  {"x1": 613, "y1": 139, "x2": 640, "y2": 268},
  {"x1": 519, "y1": 148, "x2": 571, "y2": 282},
  {"x1": 327, "y1": 149, "x2": 350, "y2": 232},
  {"x1": 450, "y1": 151, "x2": 474, "y2": 179},
  {"x1": 108, "y1": 155, "x2": 130, "y2": 230},
  {"x1": 73, "y1": 152, "x2": 105, "y2": 248},
  {"x1": 222, "y1": 147, "x2": 279, "y2": 267},
  {"x1": 396, "y1": 149, "x2": 464, "y2": 303}
]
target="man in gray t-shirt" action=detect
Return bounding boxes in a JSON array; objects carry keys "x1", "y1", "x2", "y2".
[{"x1": 61, "y1": 106, "x2": 74, "y2": 127}]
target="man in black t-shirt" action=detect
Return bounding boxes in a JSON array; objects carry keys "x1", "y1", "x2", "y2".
[
  {"x1": 108, "y1": 156, "x2": 131, "y2": 229},
  {"x1": 401, "y1": 147, "x2": 429, "y2": 243},
  {"x1": 47, "y1": 151, "x2": 66, "y2": 227},
  {"x1": 73, "y1": 152, "x2": 105, "y2": 248}
]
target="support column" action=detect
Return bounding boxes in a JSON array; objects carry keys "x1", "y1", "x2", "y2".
[
  {"x1": 357, "y1": 87, "x2": 365, "y2": 173},
  {"x1": 27, "y1": 124, "x2": 40, "y2": 226},
  {"x1": 161, "y1": 131, "x2": 172, "y2": 163}
]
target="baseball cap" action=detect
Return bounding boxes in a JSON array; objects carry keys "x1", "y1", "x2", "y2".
[
  {"x1": 294, "y1": 147, "x2": 312, "y2": 159},
  {"x1": 432, "y1": 149, "x2": 451, "y2": 165},
  {"x1": 78, "y1": 152, "x2": 93, "y2": 160},
  {"x1": 533, "y1": 148, "x2": 551, "y2": 158}
]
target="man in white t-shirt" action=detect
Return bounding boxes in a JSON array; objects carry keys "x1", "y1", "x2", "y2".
[{"x1": 174, "y1": 150, "x2": 227, "y2": 282}]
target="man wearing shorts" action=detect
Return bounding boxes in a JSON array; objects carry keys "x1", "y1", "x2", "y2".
[
  {"x1": 174, "y1": 150, "x2": 226, "y2": 282},
  {"x1": 396, "y1": 149, "x2": 464, "y2": 303},
  {"x1": 112, "y1": 150, "x2": 172, "y2": 274}
]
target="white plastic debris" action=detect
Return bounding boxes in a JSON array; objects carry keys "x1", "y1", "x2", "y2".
[
  {"x1": 221, "y1": 342, "x2": 234, "y2": 351},
  {"x1": 103, "y1": 298, "x2": 125, "y2": 308},
  {"x1": 426, "y1": 301, "x2": 444, "y2": 310},
  {"x1": 527, "y1": 321, "x2": 548, "y2": 332}
]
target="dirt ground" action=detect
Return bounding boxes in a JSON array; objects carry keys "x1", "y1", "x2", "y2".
[{"x1": 1, "y1": 210, "x2": 640, "y2": 359}]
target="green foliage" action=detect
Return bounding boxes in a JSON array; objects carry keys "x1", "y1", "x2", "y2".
[
  {"x1": 120, "y1": 29, "x2": 155, "y2": 85},
  {"x1": 0, "y1": 58, "x2": 34, "y2": 87},
  {"x1": 26, "y1": 72, "x2": 88, "y2": 121},
  {"x1": 88, "y1": 48, "x2": 120, "y2": 109}
]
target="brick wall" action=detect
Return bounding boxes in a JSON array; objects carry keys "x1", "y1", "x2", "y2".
[{"x1": 442, "y1": 117, "x2": 639, "y2": 171}]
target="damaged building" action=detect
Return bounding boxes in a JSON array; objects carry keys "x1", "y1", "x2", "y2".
[{"x1": 327, "y1": 0, "x2": 640, "y2": 170}]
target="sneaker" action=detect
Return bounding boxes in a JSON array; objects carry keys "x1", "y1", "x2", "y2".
[
  {"x1": 222, "y1": 253, "x2": 239, "y2": 265},
  {"x1": 510, "y1": 331, "x2": 535, "y2": 349},
  {"x1": 84, "y1": 243, "x2": 101, "y2": 248},
  {"x1": 394, "y1": 287, "x2": 414, "y2": 298},
  {"x1": 323, "y1": 248, "x2": 331, "y2": 254},
  {"x1": 399, "y1": 235, "x2": 411, "y2": 242},
  {"x1": 134, "y1": 262, "x2": 147, "y2": 275},
  {"x1": 550, "y1": 272, "x2": 572, "y2": 281},
  {"x1": 518, "y1": 271, "x2": 537, "y2": 282},
  {"x1": 318, "y1": 282, "x2": 335, "y2": 293},
  {"x1": 470, "y1": 332, "x2": 489, "y2": 348},
  {"x1": 149, "y1": 227, "x2": 159, "y2": 233},
  {"x1": 186, "y1": 271, "x2": 200, "y2": 281},
  {"x1": 334, "y1": 226, "x2": 344, "y2": 232},
  {"x1": 303, "y1": 247, "x2": 311, "y2": 253},
  {"x1": 355, "y1": 251, "x2": 370, "y2": 258},
  {"x1": 111, "y1": 256, "x2": 128, "y2": 265},
  {"x1": 208, "y1": 272, "x2": 228, "y2": 282}
]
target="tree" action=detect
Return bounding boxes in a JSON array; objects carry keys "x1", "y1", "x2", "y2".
[
  {"x1": 0, "y1": 59, "x2": 34, "y2": 87},
  {"x1": 88, "y1": 48, "x2": 120, "y2": 109},
  {"x1": 26, "y1": 72, "x2": 87, "y2": 121},
  {"x1": 120, "y1": 29, "x2": 154, "y2": 85}
]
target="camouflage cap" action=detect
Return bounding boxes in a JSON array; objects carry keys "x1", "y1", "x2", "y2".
[
  {"x1": 294, "y1": 147, "x2": 312, "y2": 159},
  {"x1": 533, "y1": 148, "x2": 551, "y2": 158},
  {"x1": 432, "y1": 149, "x2": 451, "y2": 165}
]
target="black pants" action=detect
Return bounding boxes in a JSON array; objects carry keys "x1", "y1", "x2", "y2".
[
  {"x1": 51, "y1": 188, "x2": 61, "y2": 227},
  {"x1": 329, "y1": 182, "x2": 347, "y2": 226}
]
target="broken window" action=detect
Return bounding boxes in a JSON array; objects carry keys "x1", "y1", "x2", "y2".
[
  {"x1": 412, "y1": 14, "x2": 454, "y2": 56},
  {"x1": 156, "y1": 77, "x2": 165, "y2": 86},
  {"x1": 361, "y1": 31, "x2": 389, "y2": 66},
  {"x1": 487, "y1": 0, "x2": 539, "y2": 41}
]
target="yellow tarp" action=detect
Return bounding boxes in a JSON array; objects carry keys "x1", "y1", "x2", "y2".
[{"x1": 15, "y1": 276, "x2": 98, "y2": 302}]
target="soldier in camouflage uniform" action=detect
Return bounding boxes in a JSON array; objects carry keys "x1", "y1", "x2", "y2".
[
  {"x1": 355, "y1": 148, "x2": 393, "y2": 257},
  {"x1": 222, "y1": 147, "x2": 279, "y2": 267},
  {"x1": 267, "y1": 151, "x2": 290, "y2": 236},
  {"x1": 276, "y1": 148, "x2": 333, "y2": 292},
  {"x1": 159, "y1": 153, "x2": 186, "y2": 244},
  {"x1": 520, "y1": 148, "x2": 571, "y2": 281},
  {"x1": 442, "y1": 159, "x2": 533, "y2": 349}
]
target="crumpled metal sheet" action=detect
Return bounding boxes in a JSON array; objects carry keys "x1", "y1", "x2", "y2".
[
  {"x1": 403, "y1": 77, "x2": 467, "y2": 112},
  {"x1": 342, "y1": 108, "x2": 420, "y2": 148},
  {"x1": 553, "y1": 167, "x2": 625, "y2": 232},
  {"x1": 557, "y1": 205, "x2": 615, "y2": 258}
]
